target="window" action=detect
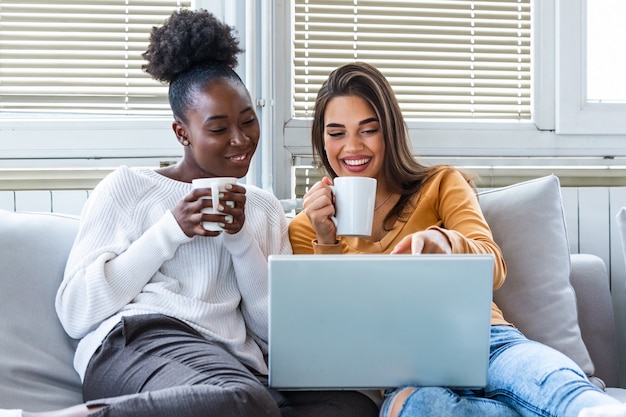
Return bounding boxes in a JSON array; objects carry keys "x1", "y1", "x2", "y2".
[
  {"x1": 0, "y1": 0, "x2": 196, "y2": 167},
  {"x1": 556, "y1": 0, "x2": 626, "y2": 134},
  {"x1": 0, "y1": 0, "x2": 265, "y2": 192},
  {"x1": 587, "y1": 0, "x2": 626, "y2": 102},
  {"x1": 0, "y1": 1, "x2": 191, "y2": 116},
  {"x1": 292, "y1": 0, "x2": 531, "y2": 120},
  {"x1": 273, "y1": 0, "x2": 626, "y2": 200}
]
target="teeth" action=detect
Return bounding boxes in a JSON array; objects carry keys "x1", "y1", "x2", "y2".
[
  {"x1": 231, "y1": 154, "x2": 246, "y2": 161},
  {"x1": 344, "y1": 158, "x2": 370, "y2": 166}
]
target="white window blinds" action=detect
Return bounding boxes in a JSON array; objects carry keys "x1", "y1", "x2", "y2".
[
  {"x1": 0, "y1": 0, "x2": 190, "y2": 116},
  {"x1": 293, "y1": 0, "x2": 531, "y2": 120}
]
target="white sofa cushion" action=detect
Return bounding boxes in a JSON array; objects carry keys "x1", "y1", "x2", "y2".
[
  {"x1": 0, "y1": 210, "x2": 83, "y2": 410},
  {"x1": 478, "y1": 175, "x2": 595, "y2": 378},
  {"x1": 0, "y1": 176, "x2": 604, "y2": 410}
]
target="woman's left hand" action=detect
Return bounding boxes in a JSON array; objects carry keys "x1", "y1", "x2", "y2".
[{"x1": 390, "y1": 229, "x2": 452, "y2": 255}]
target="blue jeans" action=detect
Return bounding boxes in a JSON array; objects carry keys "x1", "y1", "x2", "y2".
[{"x1": 381, "y1": 326, "x2": 619, "y2": 417}]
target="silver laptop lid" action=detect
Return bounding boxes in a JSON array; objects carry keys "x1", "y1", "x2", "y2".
[{"x1": 268, "y1": 254, "x2": 494, "y2": 390}]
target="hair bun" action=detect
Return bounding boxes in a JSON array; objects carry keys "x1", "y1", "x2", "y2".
[{"x1": 142, "y1": 9, "x2": 243, "y2": 83}]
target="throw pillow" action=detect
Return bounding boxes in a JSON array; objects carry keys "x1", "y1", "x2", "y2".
[
  {"x1": 0, "y1": 210, "x2": 83, "y2": 410},
  {"x1": 478, "y1": 175, "x2": 595, "y2": 377}
]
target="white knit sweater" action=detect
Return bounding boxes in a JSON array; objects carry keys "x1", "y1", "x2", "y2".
[{"x1": 55, "y1": 167, "x2": 292, "y2": 380}]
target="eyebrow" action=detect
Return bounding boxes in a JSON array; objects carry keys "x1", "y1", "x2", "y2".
[
  {"x1": 325, "y1": 117, "x2": 379, "y2": 128},
  {"x1": 204, "y1": 106, "x2": 254, "y2": 123}
]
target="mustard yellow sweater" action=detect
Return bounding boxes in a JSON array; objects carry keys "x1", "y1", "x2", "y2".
[{"x1": 288, "y1": 167, "x2": 510, "y2": 326}]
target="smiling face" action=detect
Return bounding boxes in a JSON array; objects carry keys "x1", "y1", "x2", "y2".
[
  {"x1": 323, "y1": 95, "x2": 385, "y2": 181},
  {"x1": 174, "y1": 78, "x2": 259, "y2": 181}
]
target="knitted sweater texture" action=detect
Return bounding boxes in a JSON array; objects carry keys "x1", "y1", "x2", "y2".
[{"x1": 56, "y1": 167, "x2": 291, "y2": 380}]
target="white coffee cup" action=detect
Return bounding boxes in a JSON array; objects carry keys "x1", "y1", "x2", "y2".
[
  {"x1": 330, "y1": 176, "x2": 377, "y2": 237},
  {"x1": 192, "y1": 177, "x2": 237, "y2": 231}
]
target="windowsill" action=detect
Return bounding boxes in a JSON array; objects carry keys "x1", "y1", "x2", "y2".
[
  {"x1": 4, "y1": 164, "x2": 625, "y2": 192},
  {"x1": 0, "y1": 117, "x2": 182, "y2": 162},
  {"x1": 284, "y1": 118, "x2": 626, "y2": 159}
]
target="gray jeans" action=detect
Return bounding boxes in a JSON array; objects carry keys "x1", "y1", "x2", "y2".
[{"x1": 83, "y1": 314, "x2": 377, "y2": 417}]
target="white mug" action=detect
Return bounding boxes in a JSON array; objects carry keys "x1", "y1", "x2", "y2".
[
  {"x1": 192, "y1": 177, "x2": 237, "y2": 231},
  {"x1": 330, "y1": 176, "x2": 377, "y2": 237}
]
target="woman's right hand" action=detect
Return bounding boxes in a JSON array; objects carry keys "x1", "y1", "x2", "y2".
[{"x1": 302, "y1": 176, "x2": 338, "y2": 244}]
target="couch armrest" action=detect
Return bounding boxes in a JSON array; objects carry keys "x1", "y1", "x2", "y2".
[{"x1": 570, "y1": 253, "x2": 620, "y2": 387}]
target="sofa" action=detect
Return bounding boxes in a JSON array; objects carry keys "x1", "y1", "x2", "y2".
[{"x1": 1, "y1": 174, "x2": 625, "y2": 411}]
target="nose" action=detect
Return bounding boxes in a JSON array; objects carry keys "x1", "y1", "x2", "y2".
[
  {"x1": 230, "y1": 129, "x2": 250, "y2": 146},
  {"x1": 344, "y1": 132, "x2": 363, "y2": 152}
]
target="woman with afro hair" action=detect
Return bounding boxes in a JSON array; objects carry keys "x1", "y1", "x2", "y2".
[{"x1": 0, "y1": 9, "x2": 378, "y2": 417}]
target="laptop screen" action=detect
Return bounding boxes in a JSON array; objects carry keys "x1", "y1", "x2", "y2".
[{"x1": 268, "y1": 254, "x2": 494, "y2": 390}]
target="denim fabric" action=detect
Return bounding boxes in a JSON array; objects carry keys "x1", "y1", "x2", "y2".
[{"x1": 381, "y1": 326, "x2": 619, "y2": 417}]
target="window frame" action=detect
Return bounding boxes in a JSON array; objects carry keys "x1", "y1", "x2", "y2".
[
  {"x1": 556, "y1": 0, "x2": 626, "y2": 134},
  {"x1": 0, "y1": 0, "x2": 223, "y2": 168},
  {"x1": 3, "y1": 1, "x2": 626, "y2": 194},
  {"x1": 271, "y1": 0, "x2": 626, "y2": 199}
]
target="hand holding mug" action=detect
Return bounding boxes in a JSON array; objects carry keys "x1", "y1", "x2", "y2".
[
  {"x1": 303, "y1": 176, "x2": 377, "y2": 243},
  {"x1": 172, "y1": 177, "x2": 246, "y2": 237},
  {"x1": 302, "y1": 177, "x2": 338, "y2": 244}
]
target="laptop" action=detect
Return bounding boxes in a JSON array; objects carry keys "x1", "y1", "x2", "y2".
[{"x1": 267, "y1": 254, "x2": 494, "y2": 390}]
